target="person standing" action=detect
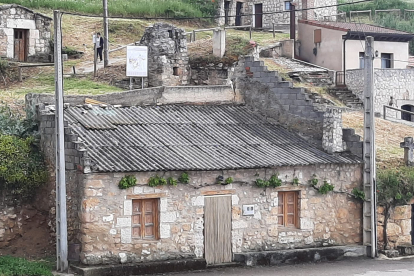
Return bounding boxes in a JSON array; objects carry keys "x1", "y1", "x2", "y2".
[{"x1": 96, "y1": 32, "x2": 104, "y2": 62}]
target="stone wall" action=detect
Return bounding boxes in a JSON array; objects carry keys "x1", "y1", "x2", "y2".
[
  {"x1": 189, "y1": 63, "x2": 232, "y2": 86},
  {"x1": 378, "y1": 205, "x2": 412, "y2": 249},
  {"x1": 217, "y1": 0, "x2": 337, "y2": 28},
  {"x1": 78, "y1": 163, "x2": 363, "y2": 265},
  {"x1": 322, "y1": 108, "x2": 344, "y2": 153},
  {"x1": 0, "y1": 5, "x2": 51, "y2": 61},
  {"x1": 139, "y1": 23, "x2": 189, "y2": 87},
  {"x1": 346, "y1": 69, "x2": 414, "y2": 115}
]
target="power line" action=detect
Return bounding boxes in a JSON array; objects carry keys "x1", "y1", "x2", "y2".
[{"x1": 60, "y1": 0, "x2": 373, "y2": 21}]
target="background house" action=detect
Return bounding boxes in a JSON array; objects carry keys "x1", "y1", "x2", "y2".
[
  {"x1": 217, "y1": 0, "x2": 337, "y2": 29},
  {"x1": 0, "y1": 4, "x2": 51, "y2": 62},
  {"x1": 297, "y1": 20, "x2": 414, "y2": 72}
]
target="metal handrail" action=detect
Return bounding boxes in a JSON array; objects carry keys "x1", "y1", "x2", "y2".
[{"x1": 383, "y1": 105, "x2": 414, "y2": 120}]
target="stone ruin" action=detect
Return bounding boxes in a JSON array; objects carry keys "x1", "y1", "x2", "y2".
[{"x1": 138, "y1": 22, "x2": 190, "y2": 87}]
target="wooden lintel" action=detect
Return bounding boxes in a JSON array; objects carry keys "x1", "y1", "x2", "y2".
[
  {"x1": 127, "y1": 193, "x2": 167, "y2": 199},
  {"x1": 201, "y1": 189, "x2": 236, "y2": 196}
]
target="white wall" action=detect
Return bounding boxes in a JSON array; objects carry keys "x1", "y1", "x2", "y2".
[
  {"x1": 298, "y1": 22, "x2": 346, "y2": 71},
  {"x1": 345, "y1": 40, "x2": 409, "y2": 70}
]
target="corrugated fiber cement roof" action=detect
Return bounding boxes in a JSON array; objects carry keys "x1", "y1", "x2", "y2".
[{"x1": 65, "y1": 105, "x2": 360, "y2": 172}]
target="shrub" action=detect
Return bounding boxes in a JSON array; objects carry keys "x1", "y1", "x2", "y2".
[
  {"x1": 0, "y1": 256, "x2": 53, "y2": 276},
  {"x1": 178, "y1": 172, "x2": 190, "y2": 184},
  {"x1": 0, "y1": 135, "x2": 48, "y2": 199},
  {"x1": 118, "y1": 175, "x2": 137, "y2": 189}
]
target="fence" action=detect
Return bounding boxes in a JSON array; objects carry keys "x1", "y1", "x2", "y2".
[
  {"x1": 349, "y1": 10, "x2": 372, "y2": 21},
  {"x1": 375, "y1": 9, "x2": 401, "y2": 19},
  {"x1": 336, "y1": 71, "x2": 345, "y2": 86},
  {"x1": 383, "y1": 105, "x2": 414, "y2": 121},
  {"x1": 186, "y1": 25, "x2": 253, "y2": 42}
]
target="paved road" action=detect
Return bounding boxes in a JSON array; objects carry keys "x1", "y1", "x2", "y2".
[{"x1": 152, "y1": 257, "x2": 414, "y2": 276}]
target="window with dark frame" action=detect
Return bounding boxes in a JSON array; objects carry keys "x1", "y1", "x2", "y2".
[
  {"x1": 381, "y1": 53, "x2": 393, "y2": 69},
  {"x1": 359, "y1": 52, "x2": 365, "y2": 69},
  {"x1": 284, "y1": 1, "x2": 291, "y2": 10},
  {"x1": 132, "y1": 198, "x2": 159, "y2": 240},
  {"x1": 277, "y1": 191, "x2": 299, "y2": 228},
  {"x1": 173, "y1": 67, "x2": 179, "y2": 76}
]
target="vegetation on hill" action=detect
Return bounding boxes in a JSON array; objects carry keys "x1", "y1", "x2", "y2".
[
  {"x1": 338, "y1": 0, "x2": 414, "y2": 14},
  {"x1": 0, "y1": 0, "x2": 218, "y2": 18},
  {"x1": 0, "y1": 256, "x2": 52, "y2": 276}
]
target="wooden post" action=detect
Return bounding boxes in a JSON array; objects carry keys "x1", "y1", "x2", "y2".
[
  {"x1": 249, "y1": 25, "x2": 252, "y2": 39},
  {"x1": 273, "y1": 23, "x2": 275, "y2": 38},
  {"x1": 94, "y1": 36, "x2": 97, "y2": 77},
  {"x1": 18, "y1": 67, "x2": 22, "y2": 82}
]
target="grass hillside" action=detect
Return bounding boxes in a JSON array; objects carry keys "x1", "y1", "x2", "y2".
[{"x1": 0, "y1": 0, "x2": 217, "y2": 18}]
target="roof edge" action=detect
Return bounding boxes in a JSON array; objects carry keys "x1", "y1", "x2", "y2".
[
  {"x1": 298, "y1": 19, "x2": 349, "y2": 32},
  {"x1": 0, "y1": 4, "x2": 52, "y2": 20}
]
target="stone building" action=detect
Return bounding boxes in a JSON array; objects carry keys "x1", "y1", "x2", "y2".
[
  {"x1": 138, "y1": 23, "x2": 190, "y2": 87},
  {"x1": 0, "y1": 4, "x2": 51, "y2": 62},
  {"x1": 217, "y1": 0, "x2": 337, "y2": 29},
  {"x1": 32, "y1": 54, "x2": 370, "y2": 265}
]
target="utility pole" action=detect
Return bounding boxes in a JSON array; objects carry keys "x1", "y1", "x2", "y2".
[
  {"x1": 53, "y1": 10, "x2": 68, "y2": 272},
  {"x1": 290, "y1": 3, "x2": 296, "y2": 40},
  {"x1": 103, "y1": 0, "x2": 109, "y2": 67},
  {"x1": 363, "y1": 36, "x2": 377, "y2": 258}
]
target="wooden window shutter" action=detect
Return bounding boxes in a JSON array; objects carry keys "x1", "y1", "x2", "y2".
[
  {"x1": 277, "y1": 192, "x2": 299, "y2": 228},
  {"x1": 314, "y1": 29, "x2": 322, "y2": 44},
  {"x1": 132, "y1": 199, "x2": 159, "y2": 240}
]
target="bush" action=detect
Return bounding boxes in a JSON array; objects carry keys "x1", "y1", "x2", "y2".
[
  {"x1": 0, "y1": 256, "x2": 53, "y2": 276},
  {"x1": 0, "y1": 104, "x2": 38, "y2": 137},
  {"x1": 0, "y1": 135, "x2": 48, "y2": 199}
]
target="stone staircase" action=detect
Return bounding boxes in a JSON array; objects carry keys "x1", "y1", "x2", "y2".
[
  {"x1": 289, "y1": 71, "x2": 333, "y2": 87},
  {"x1": 328, "y1": 87, "x2": 363, "y2": 109}
]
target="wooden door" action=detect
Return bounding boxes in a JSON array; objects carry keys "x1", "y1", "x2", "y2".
[
  {"x1": 255, "y1": 4, "x2": 263, "y2": 28},
  {"x1": 236, "y1": 2, "x2": 243, "y2": 26},
  {"x1": 14, "y1": 29, "x2": 28, "y2": 62},
  {"x1": 224, "y1": 1, "x2": 230, "y2": 25},
  {"x1": 204, "y1": 196, "x2": 232, "y2": 264}
]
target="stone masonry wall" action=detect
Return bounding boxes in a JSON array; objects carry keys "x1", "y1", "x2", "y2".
[
  {"x1": 322, "y1": 108, "x2": 344, "y2": 153},
  {"x1": 0, "y1": 5, "x2": 51, "y2": 61},
  {"x1": 79, "y1": 163, "x2": 363, "y2": 265},
  {"x1": 377, "y1": 205, "x2": 412, "y2": 249},
  {"x1": 139, "y1": 23, "x2": 190, "y2": 87},
  {"x1": 189, "y1": 63, "x2": 232, "y2": 86},
  {"x1": 217, "y1": 0, "x2": 337, "y2": 28},
  {"x1": 346, "y1": 69, "x2": 414, "y2": 116}
]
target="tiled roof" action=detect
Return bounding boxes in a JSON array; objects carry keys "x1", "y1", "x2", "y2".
[
  {"x1": 299, "y1": 20, "x2": 412, "y2": 35},
  {"x1": 65, "y1": 105, "x2": 360, "y2": 172}
]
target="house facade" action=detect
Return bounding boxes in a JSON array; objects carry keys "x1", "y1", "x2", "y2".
[
  {"x1": 217, "y1": 0, "x2": 337, "y2": 29},
  {"x1": 0, "y1": 4, "x2": 51, "y2": 62},
  {"x1": 298, "y1": 20, "x2": 414, "y2": 72},
  {"x1": 33, "y1": 63, "x2": 368, "y2": 265}
]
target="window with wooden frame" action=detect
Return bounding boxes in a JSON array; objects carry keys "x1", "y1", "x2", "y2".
[
  {"x1": 132, "y1": 198, "x2": 159, "y2": 240},
  {"x1": 277, "y1": 191, "x2": 299, "y2": 228},
  {"x1": 314, "y1": 29, "x2": 322, "y2": 44}
]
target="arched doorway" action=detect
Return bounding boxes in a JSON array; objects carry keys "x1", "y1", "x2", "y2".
[{"x1": 401, "y1": 105, "x2": 414, "y2": 121}]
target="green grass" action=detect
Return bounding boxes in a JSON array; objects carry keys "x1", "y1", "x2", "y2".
[
  {"x1": 0, "y1": 256, "x2": 53, "y2": 276},
  {"x1": 0, "y1": 0, "x2": 217, "y2": 18},
  {"x1": 11, "y1": 75, "x2": 123, "y2": 95}
]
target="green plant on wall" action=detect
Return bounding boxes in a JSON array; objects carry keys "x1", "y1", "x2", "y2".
[
  {"x1": 309, "y1": 175, "x2": 319, "y2": 187},
  {"x1": 225, "y1": 177, "x2": 233, "y2": 185},
  {"x1": 118, "y1": 175, "x2": 137, "y2": 189},
  {"x1": 148, "y1": 175, "x2": 167, "y2": 187},
  {"x1": 293, "y1": 177, "x2": 300, "y2": 185},
  {"x1": 318, "y1": 181, "x2": 334, "y2": 195},
  {"x1": 178, "y1": 172, "x2": 190, "y2": 184},
  {"x1": 352, "y1": 188, "x2": 365, "y2": 201},
  {"x1": 255, "y1": 178, "x2": 269, "y2": 188},
  {"x1": 269, "y1": 174, "x2": 282, "y2": 188},
  {"x1": 167, "y1": 177, "x2": 178, "y2": 186}
]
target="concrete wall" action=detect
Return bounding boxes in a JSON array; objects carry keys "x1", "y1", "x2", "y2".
[
  {"x1": 79, "y1": 164, "x2": 363, "y2": 265},
  {"x1": 345, "y1": 40, "x2": 409, "y2": 70},
  {"x1": 26, "y1": 85, "x2": 238, "y2": 113},
  {"x1": 0, "y1": 5, "x2": 51, "y2": 61},
  {"x1": 346, "y1": 68, "x2": 414, "y2": 115},
  {"x1": 298, "y1": 22, "x2": 346, "y2": 71}
]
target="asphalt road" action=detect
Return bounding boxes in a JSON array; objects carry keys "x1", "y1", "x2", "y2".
[{"x1": 152, "y1": 256, "x2": 414, "y2": 276}]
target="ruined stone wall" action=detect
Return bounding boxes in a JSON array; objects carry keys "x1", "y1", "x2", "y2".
[
  {"x1": 346, "y1": 69, "x2": 414, "y2": 116},
  {"x1": 323, "y1": 108, "x2": 344, "y2": 153},
  {"x1": 0, "y1": 5, "x2": 51, "y2": 61},
  {"x1": 79, "y1": 163, "x2": 363, "y2": 265},
  {"x1": 139, "y1": 23, "x2": 190, "y2": 87},
  {"x1": 378, "y1": 205, "x2": 412, "y2": 249},
  {"x1": 189, "y1": 63, "x2": 232, "y2": 86}
]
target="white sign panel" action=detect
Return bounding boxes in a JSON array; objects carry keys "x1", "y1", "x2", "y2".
[{"x1": 126, "y1": 46, "x2": 148, "y2": 77}]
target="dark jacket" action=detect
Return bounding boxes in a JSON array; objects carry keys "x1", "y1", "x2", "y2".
[{"x1": 97, "y1": 36, "x2": 104, "y2": 48}]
